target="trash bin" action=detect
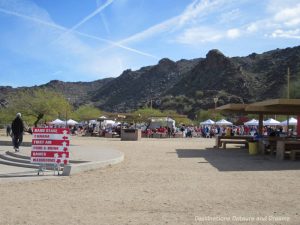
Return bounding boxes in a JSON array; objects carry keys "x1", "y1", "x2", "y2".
[{"x1": 248, "y1": 141, "x2": 258, "y2": 155}]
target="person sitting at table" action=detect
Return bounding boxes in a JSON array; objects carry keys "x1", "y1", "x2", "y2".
[{"x1": 225, "y1": 127, "x2": 231, "y2": 137}]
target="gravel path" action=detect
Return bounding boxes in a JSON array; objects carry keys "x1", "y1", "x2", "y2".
[{"x1": 0, "y1": 137, "x2": 299, "y2": 225}]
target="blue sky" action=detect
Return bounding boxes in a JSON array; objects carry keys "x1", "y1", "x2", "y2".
[{"x1": 0, "y1": 0, "x2": 299, "y2": 87}]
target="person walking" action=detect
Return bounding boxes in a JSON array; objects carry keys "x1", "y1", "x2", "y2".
[
  {"x1": 6, "y1": 124, "x2": 11, "y2": 136},
  {"x1": 11, "y1": 112, "x2": 24, "y2": 152}
]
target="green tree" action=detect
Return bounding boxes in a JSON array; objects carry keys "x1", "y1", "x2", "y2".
[
  {"x1": 281, "y1": 72, "x2": 300, "y2": 98},
  {"x1": 155, "y1": 109, "x2": 192, "y2": 125},
  {"x1": 173, "y1": 116, "x2": 193, "y2": 126},
  {"x1": 0, "y1": 107, "x2": 13, "y2": 126},
  {"x1": 196, "y1": 110, "x2": 210, "y2": 122},
  {"x1": 196, "y1": 109, "x2": 222, "y2": 122},
  {"x1": 72, "y1": 105, "x2": 102, "y2": 121},
  {"x1": 6, "y1": 89, "x2": 71, "y2": 127},
  {"x1": 195, "y1": 90, "x2": 204, "y2": 98},
  {"x1": 132, "y1": 107, "x2": 164, "y2": 122},
  {"x1": 289, "y1": 78, "x2": 300, "y2": 98}
]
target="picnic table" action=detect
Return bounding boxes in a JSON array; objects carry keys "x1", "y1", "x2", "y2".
[
  {"x1": 215, "y1": 135, "x2": 254, "y2": 149},
  {"x1": 259, "y1": 136, "x2": 285, "y2": 155},
  {"x1": 275, "y1": 140, "x2": 300, "y2": 160},
  {"x1": 258, "y1": 136, "x2": 300, "y2": 160}
]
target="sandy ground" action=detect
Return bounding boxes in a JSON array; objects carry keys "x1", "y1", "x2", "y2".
[{"x1": 0, "y1": 136, "x2": 300, "y2": 225}]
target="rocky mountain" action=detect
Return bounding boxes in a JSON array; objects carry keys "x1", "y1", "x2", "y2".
[
  {"x1": 39, "y1": 78, "x2": 113, "y2": 107},
  {"x1": 0, "y1": 78, "x2": 113, "y2": 108},
  {"x1": 1, "y1": 45, "x2": 300, "y2": 117},
  {"x1": 91, "y1": 57, "x2": 201, "y2": 112}
]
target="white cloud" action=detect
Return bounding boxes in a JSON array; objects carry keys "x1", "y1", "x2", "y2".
[
  {"x1": 174, "y1": 0, "x2": 300, "y2": 45},
  {"x1": 243, "y1": 18, "x2": 281, "y2": 37},
  {"x1": 116, "y1": 0, "x2": 251, "y2": 47},
  {"x1": 246, "y1": 23, "x2": 259, "y2": 33},
  {"x1": 79, "y1": 55, "x2": 123, "y2": 77},
  {"x1": 273, "y1": 3, "x2": 300, "y2": 26},
  {"x1": 118, "y1": 0, "x2": 231, "y2": 44},
  {"x1": 177, "y1": 0, "x2": 225, "y2": 26},
  {"x1": 284, "y1": 18, "x2": 300, "y2": 27},
  {"x1": 176, "y1": 26, "x2": 242, "y2": 44},
  {"x1": 266, "y1": 0, "x2": 300, "y2": 13},
  {"x1": 260, "y1": 0, "x2": 300, "y2": 40},
  {"x1": 176, "y1": 27, "x2": 223, "y2": 44},
  {"x1": 228, "y1": 0, "x2": 300, "y2": 41},
  {"x1": 116, "y1": 16, "x2": 179, "y2": 45},
  {"x1": 270, "y1": 29, "x2": 300, "y2": 39},
  {"x1": 219, "y1": 8, "x2": 241, "y2": 24},
  {"x1": 227, "y1": 28, "x2": 240, "y2": 38}
]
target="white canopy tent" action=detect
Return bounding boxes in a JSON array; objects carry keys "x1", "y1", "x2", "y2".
[
  {"x1": 50, "y1": 119, "x2": 65, "y2": 125},
  {"x1": 244, "y1": 119, "x2": 258, "y2": 126},
  {"x1": 200, "y1": 119, "x2": 215, "y2": 125},
  {"x1": 112, "y1": 122, "x2": 121, "y2": 127},
  {"x1": 216, "y1": 119, "x2": 233, "y2": 126},
  {"x1": 148, "y1": 117, "x2": 175, "y2": 129},
  {"x1": 280, "y1": 117, "x2": 297, "y2": 126},
  {"x1": 263, "y1": 118, "x2": 280, "y2": 126},
  {"x1": 67, "y1": 119, "x2": 78, "y2": 126},
  {"x1": 89, "y1": 120, "x2": 98, "y2": 125},
  {"x1": 102, "y1": 120, "x2": 116, "y2": 127}
]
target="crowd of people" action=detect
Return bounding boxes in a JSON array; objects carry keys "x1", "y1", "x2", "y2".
[
  {"x1": 142, "y1": 125, "x2": 251, "y2": 138},
  {"x1": 4, "y1": 113, "x2": 297, "y2": 153},
  {"x1": 141, "y1": 124, "x2": 296, "y2": 139}
]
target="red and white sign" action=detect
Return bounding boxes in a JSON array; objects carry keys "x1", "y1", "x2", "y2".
[
  {"x1": 32, "y1": 128, "x2": 70, "y2": 134},
  {"x1": 31, "y1": 151, "x2": 70, "y2": 158},
  {"x1": 33, "y1": 133, "x2": 69, "y2": 140},
  {"x1": 31, "y1": 128, "x2": 70, "y2": 165},
  {"x1": 32, "y1": 139, "x2": 70, "y2": 146},
  {"x1": 32, "y1": 145, "x2": 68, "y2": 152}
]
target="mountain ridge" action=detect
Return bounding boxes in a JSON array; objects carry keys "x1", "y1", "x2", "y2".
[{"x1": 1, "y1": 45, "x2": 300, "y2": 117}]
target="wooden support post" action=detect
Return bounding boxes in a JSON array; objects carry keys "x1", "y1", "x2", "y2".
[
  {"x1": 258, "y1": 113, "x2": 263, "y2": 135},
  {"x1": 297, "y1": 115, "x2": 300, "y2": 136}
]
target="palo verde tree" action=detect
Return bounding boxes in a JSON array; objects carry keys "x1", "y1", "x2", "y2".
[
  {"x1": 0, "y1": 107, "x2": 13, "y2": 126},
  {"x1": 6, "y1": 89, "x2": 72, "y2": 127},
  {"x1": 131, "y1": 108, "x2": 193, "y2": 125},
  {"x1": 195, "y1": 109, "x2": 223, "y2": 122},
  {"x1": 72, "y1": 105, "x2": 102, "y2": 121},
  {"x1": 132, "y1": 107, "x2": 164, "y2": 122},
  {"x1": 162, "y1": 110, "x2": 193, "y2": 125}
]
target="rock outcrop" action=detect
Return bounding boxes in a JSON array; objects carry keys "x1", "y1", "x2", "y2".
[{"x1": 1, "y1": 45, "x2": 300, "y2": 116}]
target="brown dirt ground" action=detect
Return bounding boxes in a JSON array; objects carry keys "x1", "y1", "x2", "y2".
[{"x1": 0, "y1": 136, "x2": 299, "y2": 225}]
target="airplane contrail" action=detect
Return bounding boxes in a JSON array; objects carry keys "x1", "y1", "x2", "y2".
[
  {"x1": 76, "y1": 31, "x2": 159, "y2": 59},
  {"x1": 0, "y1": 8, "x2": 65, "y2": 31},
  {"x1": 0, "y1": 6, "x2": 158, "y2": 59},
  {"x1": 53, "y1": 0, "x2": 114, "y2": 43}
]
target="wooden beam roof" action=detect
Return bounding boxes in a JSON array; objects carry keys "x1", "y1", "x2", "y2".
[{"x1": 215, "y1": 99, "x2": 300, "y2": 115}]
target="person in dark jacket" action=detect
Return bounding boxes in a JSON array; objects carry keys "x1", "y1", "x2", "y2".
[{"x1": 11, "y1": 112, "x2": 24, "y2": 152}]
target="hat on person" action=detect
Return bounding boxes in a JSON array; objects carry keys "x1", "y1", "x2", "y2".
[{"x1": 16, "y1": 112, "x2": 21, "y2": 117}]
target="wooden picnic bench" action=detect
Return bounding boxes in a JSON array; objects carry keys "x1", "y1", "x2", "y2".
[
  {"x1": 220, "y1": 139, "x2": 248, "y2": 149},
  {"x1": 291, "y1": 150, "x2": 300, "y2": 160},
  {"x1": 276, "y1": 140, "x2": 300, "y2": 160},
  {"x1": 258, "y1": 137, "x2": 300, "y2": 158},
  {"x1": 215, "y1": 135, "x2": 253, "y2": 149},
  {"x1": 259, "y1": 136, "x2": 283, "y2": 155}
]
